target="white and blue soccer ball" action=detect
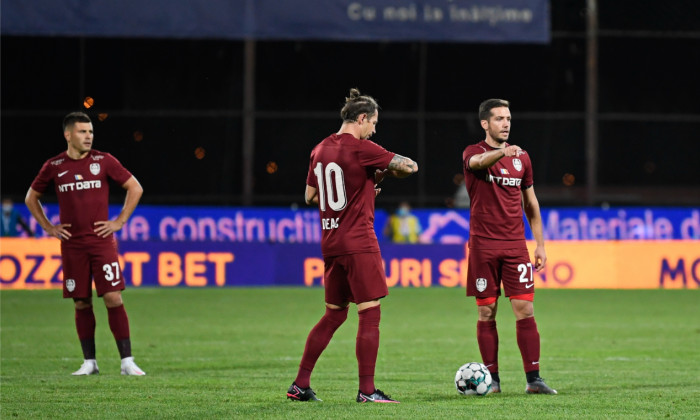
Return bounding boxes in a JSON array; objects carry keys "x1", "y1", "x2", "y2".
[{"x1": 455, "y1": 362, "x2": 492, "y2": 396}]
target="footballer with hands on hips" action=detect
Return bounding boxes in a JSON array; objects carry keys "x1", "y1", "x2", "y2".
[{"x1": 25, "y1": 111, "x2": 146, "y2": 376}]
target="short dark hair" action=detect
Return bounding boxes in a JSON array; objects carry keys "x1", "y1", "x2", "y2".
[
  {"x1": 340, "y1": 88, "x2": 379, "y2": 122},
  {"x1": 63, "y1": 112, "x2": 92, "y2": 132},
  {"x1": 478, "y1": 99, "x2": 510, "y2": 121}
]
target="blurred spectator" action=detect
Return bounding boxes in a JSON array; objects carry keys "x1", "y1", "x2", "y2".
[
  {"x1": 1, "y1": 197, "x2": 34, "y2": 237},
  {"x1": 452, "y1": 174, "x2": 471, "y2": 208},
  {"x1": 383, "y1": 201, "x2": 422, "y2": 243}
]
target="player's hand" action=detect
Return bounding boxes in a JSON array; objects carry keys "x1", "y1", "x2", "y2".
[
  {"x1": 374, "y1": 169, "x2": 388, "y2": 185},
  {"x1": 374, "y1": 187, "x2": 382, "y2": 197},
  {"x1": 503, "y1": 145, "x2": 522, "y2": 157},
  {"x1": 94, "y1": 220, "x2": 123, "y2": 238},
  {"x1": 533, "y1": 246, "x2": 547, "y2": 272},
  {"x1": 46, "y1": 223, "x2": 72, "y2": 240}
]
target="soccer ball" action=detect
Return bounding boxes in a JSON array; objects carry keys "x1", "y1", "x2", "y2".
[{"x1": 455, "y1": 362, "x2": 492, "y2": 396}]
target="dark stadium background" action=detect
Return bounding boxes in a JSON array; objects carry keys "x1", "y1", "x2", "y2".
[{"x1": 2, "y1": 0, "x2": 699, "y2": 208}]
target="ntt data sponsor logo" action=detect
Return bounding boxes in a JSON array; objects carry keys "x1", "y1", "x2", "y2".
[
  {"x1": 57, "y1": 180, "x2": 102, "y2": 192},
  {"x1": 486, "y1": 174, "x2": 521, "y2": 186}
]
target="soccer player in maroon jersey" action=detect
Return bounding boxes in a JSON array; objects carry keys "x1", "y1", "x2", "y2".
[
  {"x1": 462, "y1": 99, "x2": 557, "y2": 394},
  {"x1": 287, "y1": 89, "x2": 418, "y2": 403},
  {"x1": 25, "y1": 112, "x2": 146, "y2": 376}
]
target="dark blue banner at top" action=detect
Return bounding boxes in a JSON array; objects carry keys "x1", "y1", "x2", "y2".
[{"x1": 1, "y1": 0, "x2": 550, "y2": 43}]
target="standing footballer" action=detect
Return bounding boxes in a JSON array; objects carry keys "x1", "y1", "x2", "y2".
[
  {"x1": 25, "y1": 112, "x2": 146, "y2": 376},
  {"x1": 462, "y1": 99, "x2": 556, "y2": 394},
  {"x1": 287, "y1": 88, "x2": 417, "y2": 403}
]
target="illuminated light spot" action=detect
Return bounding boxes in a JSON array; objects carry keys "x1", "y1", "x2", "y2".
[
  {"x1": 83, "y1": 97, "x2": 94, "y2": 108},
  {"x1": 194, "y1": 147, "x2": 206, "y2": 160},
  {"x1": 133, "y1": 131, "x2": 144, "y2": 142},
  {"x1": 266, "y1": 161, "x2": 278, "y2": 174},
  {"x1": 98, "y1": 113, "x2": 108, "y2": 122},
  {"x1": 562, "y1": 173, "x2": 575, "y2": 186}
]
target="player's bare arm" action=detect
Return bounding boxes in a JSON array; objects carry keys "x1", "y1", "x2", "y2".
[
  {"x1": 305, "y1": 185, "x2": 319, "y2": 205},
  {"x1": 386, "y1": 154, "x2": 418, "y2": 178},
  {"x1": 25, "y1": 187, "x2": 72, "y2": 240},
  {"x1": 94, "y1": 176, "x2": 143, "y2": 238},
  {"x1": 522, "y1": 186, "x2": 547, "y2": 271},
  {"x1": 468, "y1": 145, "x2": 522, "y2": 171}
]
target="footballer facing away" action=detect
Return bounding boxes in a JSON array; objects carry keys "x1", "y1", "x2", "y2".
[{"x1": 287, "y1": 88, "x2": 418, "y2": 403}]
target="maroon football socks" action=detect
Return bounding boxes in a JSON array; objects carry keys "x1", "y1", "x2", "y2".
[
  {"x1": 516, "y1": 317, "x2": 541, "y2": 373},
  {"x1": 357, "y1": 305, "x2": 381, "y2": 395},
  {"x1": 75, "y1": 306, "x2": 96, "y2": 359},
  {"x1": 476, "y1": 320, "x2": 499, "y2": 377},
  {"x1": 295, "y1": 306, "x2": 349, "y2": 388},
  {"x1": 107, "y1": 304, "x2": 132, "y2": 358}
]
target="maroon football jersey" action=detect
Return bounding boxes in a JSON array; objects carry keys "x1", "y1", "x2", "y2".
[
  {"x1": 306, "y1": 133, "x2": 395, "y2": 257},
  {"x1": 30, "y1": 150, "x2": 132, "y2": 241},
  {"x1": 462, "y1": 141, "x2": 534, "y2": 248}
]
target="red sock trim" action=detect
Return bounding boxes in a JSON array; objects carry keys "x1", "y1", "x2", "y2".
[
  {"x1": 509, "y1": 293, "x2": 534, "y2": 302},
  {"x1": 476, "y1": 296, "x2": 497, "y2": 306},
  {"x1": 325, "y1": 305, "x2": 349, "y2": 324}
]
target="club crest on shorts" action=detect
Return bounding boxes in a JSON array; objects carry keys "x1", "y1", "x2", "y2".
[
  {"x1": 512, "y1": 158, "x2": 522, "y2": 172},
  {"x1": 65, "y1": 279, "x2": 76, "y2": 292},
  {"x1": 476, "y1": 277, "x2": 487, "y2": 292},
  {"x1": 90, "y1": 163, "x2": 101, "y2": 175}
]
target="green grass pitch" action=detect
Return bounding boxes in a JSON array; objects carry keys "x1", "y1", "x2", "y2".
[{"x1": 2, "y1": 288, "x2": 699, "y2": 419}]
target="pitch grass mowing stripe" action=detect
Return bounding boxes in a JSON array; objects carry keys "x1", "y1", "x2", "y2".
[{"x1": 1, "y1": 288, "x2": 699, "y2": 419}]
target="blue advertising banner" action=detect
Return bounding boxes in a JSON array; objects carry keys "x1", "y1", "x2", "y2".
[
  {"x1": 15, "y1": 205, "x2": 700, "y2": 242},
  {"x1": 1, "y1": 0, "x2": 550, "y2": 43}
]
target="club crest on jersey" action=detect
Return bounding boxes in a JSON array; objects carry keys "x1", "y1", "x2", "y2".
[
  {"x1": 90, "y1": 163, "x2": 101, "y2": 175},
  {"x1": 65, "y1": 279, "x2": 76, "y2": 292},
  {"x1": 476, "y1": 277, "x2": 487, "y2": 293},
  {"x1": 512, "y1": 158, "x2": 522, "y2": 172}
]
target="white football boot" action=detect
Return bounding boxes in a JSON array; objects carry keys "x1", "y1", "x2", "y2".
[
  {"x1": 72, "y1": 359, "x2": 99, "y2": 375},
  {"x1": 120, "y1": 356, "x2": 146, "y2": 376}
]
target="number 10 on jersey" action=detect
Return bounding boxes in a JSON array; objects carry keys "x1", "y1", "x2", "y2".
[{"x1": 313, "y1": 162, "x2": 347, "y2": 212}]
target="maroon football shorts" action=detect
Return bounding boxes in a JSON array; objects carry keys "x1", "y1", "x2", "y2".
[
  {"x1": 323, "y1": 252, "x2": 388, "y2": 305},
  {"x1": 60, "y1": 238, "x2": 126, "y2": 298},
  {"x1": 466, "y1": 246, "x2": 535, "y2": 298}
]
